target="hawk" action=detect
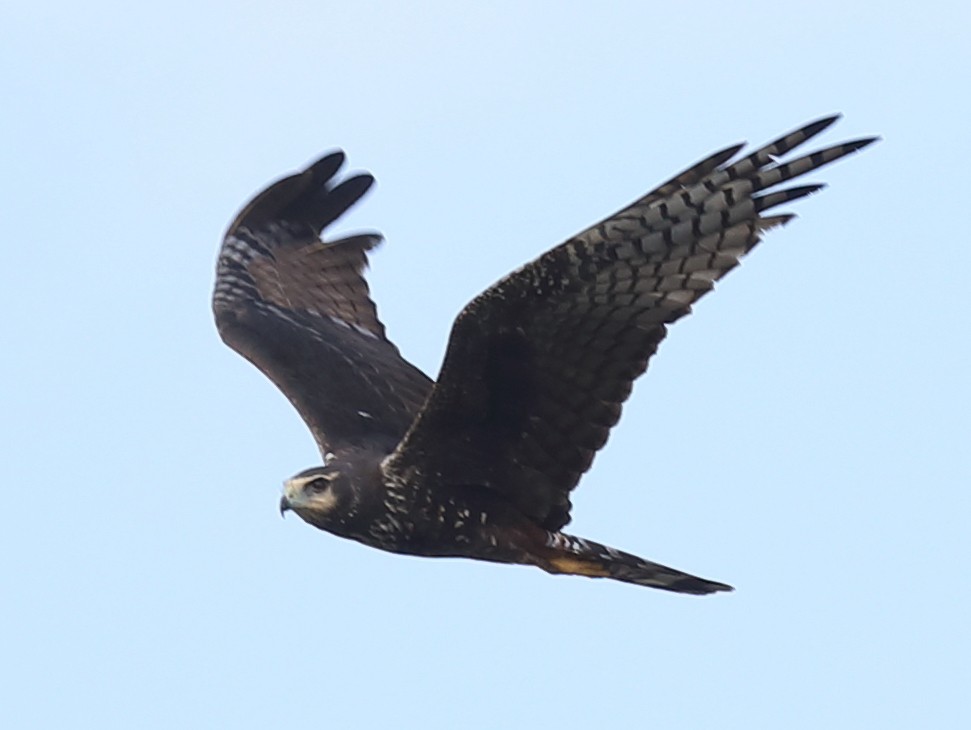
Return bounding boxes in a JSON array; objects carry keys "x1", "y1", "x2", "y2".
[{"x1": 213, "y1": 116, "x2": 874, "y2": 594}]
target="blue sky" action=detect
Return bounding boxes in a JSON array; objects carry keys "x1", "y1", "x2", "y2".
[{"x1": 3, "y1": 2, "x2": 969, "y2": 728}]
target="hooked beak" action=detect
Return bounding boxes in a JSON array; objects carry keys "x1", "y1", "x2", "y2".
[{"x1": 279, "y1": 495, "x2": 291, "y2": 518}]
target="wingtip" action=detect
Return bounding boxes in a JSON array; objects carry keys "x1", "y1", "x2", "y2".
[
  {"x1": 760, "y1": 213, "x2": 798, "y2": 231},
  {"x1": 712, "y1": 141, "x2": 747, "y2": 168},
  {"x1": 787, "y1": 182, "x2": 828, "y2": 197},
  {"x1": 753, "y1": 183, "x2": 827, "y2": 213},
  {"x1": 304, "y1": 150, "x2": 347, "y2": 188},
  {"x1": 330, "y1": 231, "x2": 385, "y2": 252},
  {"x1": 701, "y1": 141, "x2": 746, "y2": 170},
  {"x1": 331, "y1": 172, "x2": 377, "y2": 202},
  {"x1": 852, "y1": 135, "x2": 881, "y2": 149},
  {"x1": 310, "y1": 149, "x2": 345, "y2": 171},
  {"x1": 799, "y1": 114, "x2": 841, "y2": 140},
  {"x1": 722, "y1": 141, "x2": 747, "y2": 159}
]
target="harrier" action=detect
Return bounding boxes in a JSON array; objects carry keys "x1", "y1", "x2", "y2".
[{"x1": 213, "y1": 116, "x2": 874, "y2": 594}]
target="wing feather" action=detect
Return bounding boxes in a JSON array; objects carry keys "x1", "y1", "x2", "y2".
[
  {"x1": 384, "y1": 117, "x2": 876, "y2": 530},
  {"x1": 213, "y1": 152, "x2": 433, "y2": 456}
]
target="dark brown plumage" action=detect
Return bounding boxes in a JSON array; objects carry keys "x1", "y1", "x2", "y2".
[{"x1": 213, "y1": 115, "x2": 875, "y2": 594}]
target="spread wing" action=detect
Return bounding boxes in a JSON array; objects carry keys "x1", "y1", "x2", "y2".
[
  {"x1": 384, "y1": 116, "x2": 876, "y2": 530},
  {"x1": 213, "y1": 152, "x2": 433, "y2": 456}
]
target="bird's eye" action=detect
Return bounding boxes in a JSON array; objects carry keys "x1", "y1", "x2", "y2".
[
  {"x1": 308, "y1": 478, "x2": 330, "y2": 491},
  {"x1": 308, "y1": 473, "x2": 339, "y2": 491}
]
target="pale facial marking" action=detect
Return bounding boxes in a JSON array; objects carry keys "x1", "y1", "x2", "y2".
[{"x1": 283, "y1": 471, "x2": 341, "y2": 514}]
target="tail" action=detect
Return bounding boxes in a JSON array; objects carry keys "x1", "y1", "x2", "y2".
[{"x1": 539, "y1": 532, "x2": 732, "y2": 595}]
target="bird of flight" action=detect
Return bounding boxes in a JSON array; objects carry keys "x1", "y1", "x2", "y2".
[{"x1": 213, "y1": 116, "x2": 875, "y2": 594}]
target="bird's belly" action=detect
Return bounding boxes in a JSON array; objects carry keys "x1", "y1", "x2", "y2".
[{"x1": 359, "y1": 491, "x2": 524, "y2": 563}]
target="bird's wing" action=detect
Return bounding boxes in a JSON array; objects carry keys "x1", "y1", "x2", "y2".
[
  {"x1": 384, "y1": 116, "x2": 876, "y2": 530},
  {"x1": 213, "y1": 152, "x2": 433, "y2": 457}
]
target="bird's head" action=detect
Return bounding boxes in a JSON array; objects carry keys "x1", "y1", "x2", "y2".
[{"x1": 280, "y1": 464, "x2": 351, "y2": 524}]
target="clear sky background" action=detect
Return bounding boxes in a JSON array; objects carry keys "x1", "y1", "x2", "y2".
[{"x1": 3, "y1": 2, "x2": 969, "y2": 728}]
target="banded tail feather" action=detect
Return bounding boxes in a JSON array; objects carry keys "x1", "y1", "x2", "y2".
[{"x1": 540, "y1": 532, "x2": 732, "y2": 595}]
